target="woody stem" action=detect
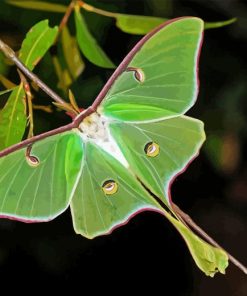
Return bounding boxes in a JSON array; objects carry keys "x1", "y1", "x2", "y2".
[{"x1": 0, "y1": 38, "x2": 67, "y2": 106}]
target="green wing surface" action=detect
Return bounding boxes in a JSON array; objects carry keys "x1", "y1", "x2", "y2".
[
  {"x1": 108, "y1": 116, "x2": 228, "y2": 276},
  {"x1": 163, "y1": 209, "x2": 228, "y2": 277},
  {"x1": 109, "y1": 116, "x2": 205, "y2": 205},
  {"x1": 70, "y1": 139, "x2": 227, "y2": 276},
  {"x1": 0, "y1": 132, "x2": 83, "y2": 221},
  {"x1": 70, "y1": 141, "x2": 160, "y2": 239},
  {"x1": 99, "y1": 17, "x2": 203, "y2": 122}
]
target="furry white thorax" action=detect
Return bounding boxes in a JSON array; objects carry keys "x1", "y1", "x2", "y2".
[{"x1": 78, "y1": 113, "x2": 129, "y2": 168}]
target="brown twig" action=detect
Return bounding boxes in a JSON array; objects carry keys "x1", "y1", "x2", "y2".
[
  {"x1": 0, "y1": 38, "x2": 68, "y2": 106},
  {"x1": 0, "y1": 106, "x2": 95, "y2": 158},
  {"x1": 172, "y1": 203, "x2": 247, "y2": 275},
  {"x1": 55, "y1": 0, "x2": 76, "y2": 44}
]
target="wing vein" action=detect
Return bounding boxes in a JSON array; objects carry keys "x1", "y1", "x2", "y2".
[
  {"x1": 30, "y1": 164, "x2": 45, "y2": 217},
  {"x1": 107, "y1": 84, "x2": 189, "y2": 101},
  {"x1": 14, "y1": 168, "x2": 37, "y2": 214},
  {"x1": 86, "y1": 163, "x2": 107, "y2": 229},
  {"x1": 0, "y1": 158, "x2": 25, "y2": 211},
  {"x1": 50, "y1": 141, "x2": 59, "y2": 217}
]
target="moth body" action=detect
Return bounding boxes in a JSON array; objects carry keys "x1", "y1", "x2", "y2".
[{"x1": 78, "y1": 112, "x2": 128, "y2": 168}]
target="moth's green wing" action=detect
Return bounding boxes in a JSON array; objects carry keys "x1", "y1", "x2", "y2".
[
  {"x1": 69, "y1": 139, "x2": 228, "y2": 276},
  {"x1": 0, "y1": 131, "x2": 83, "y2": 221},
  {"x1": 163, "y1": 209, "x2": 228, "y2": 277},
  {"x1": 109, "y1": 117, "x2": 228, "y2": 276},
  {"x1": 70, "y1": 142, "x2": 159, "y2": 239},
  {"x1": 109, "y1": 116, "x2": 205, "y2": 206},
  {"x1": 99, "y1": 17, "x2": 203, "y2": 122}
]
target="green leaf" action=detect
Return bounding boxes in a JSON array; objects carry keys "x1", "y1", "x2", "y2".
[
  {"x1": 115, "y1": 14, "x2": 237, "y2": 34},
  {"x1": 74, "y1": 6, "x2": 115, "y2": 69},
  {"x1": 61, "y1": 26, "x2": 85, "y2": 80},
  {"x1": 19, "y1": 19, "x2": 58, "y2": 70},
  {"x1": 0, "y1": 88, "x2": 14, "y2": 96},
  {"x1": 0, "y1": 74, "x2": 17, "y2": 89},
  {"x1": 6, "y1": 0, "x2": 67, "y2": 13},
  {"x1": 204, "y1": 18, "x2": 237, "y2": 29},
  {"x1": 0, "y1": 85, "x2": 26, "y2": 150},
  {"x1": 0, "y1": 20, "x2": 58, "y2": 149},
  {"x1": 116, "y1": 14, "x2": 167, "y2": 35},
  {"x1": 52, "y1": 54, "x2": 73, "y2": 93}
]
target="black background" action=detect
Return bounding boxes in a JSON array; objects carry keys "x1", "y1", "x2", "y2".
[{"x1": 0, "y1": 1, "x2": 246, "y2": 295}]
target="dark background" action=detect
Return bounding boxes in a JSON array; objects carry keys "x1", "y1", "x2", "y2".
[{"x1": 0, "y1": 0, "x2": 246, "y2": 295}]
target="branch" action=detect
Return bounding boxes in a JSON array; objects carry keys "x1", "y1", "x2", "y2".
[
  {"x1": 0, "y1": 122, "x2": 74, "y2": 158},
  {"x1": 56, "y1": 0, "x2": 76, "y2": 42},
  {"x1": 172, "y1": 203, "x2": 247, "y2": 275},
  {"x1": 0, "y1": 106, "x2": 95, "y2": 158},
  {"x1": 0, "y1": 38, "x2": 68, "y2": 106}
]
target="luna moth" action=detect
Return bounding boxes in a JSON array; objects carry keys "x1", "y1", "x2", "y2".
[{"x1": 0, "y1": 17, "x2": 229, "y2": 277}]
